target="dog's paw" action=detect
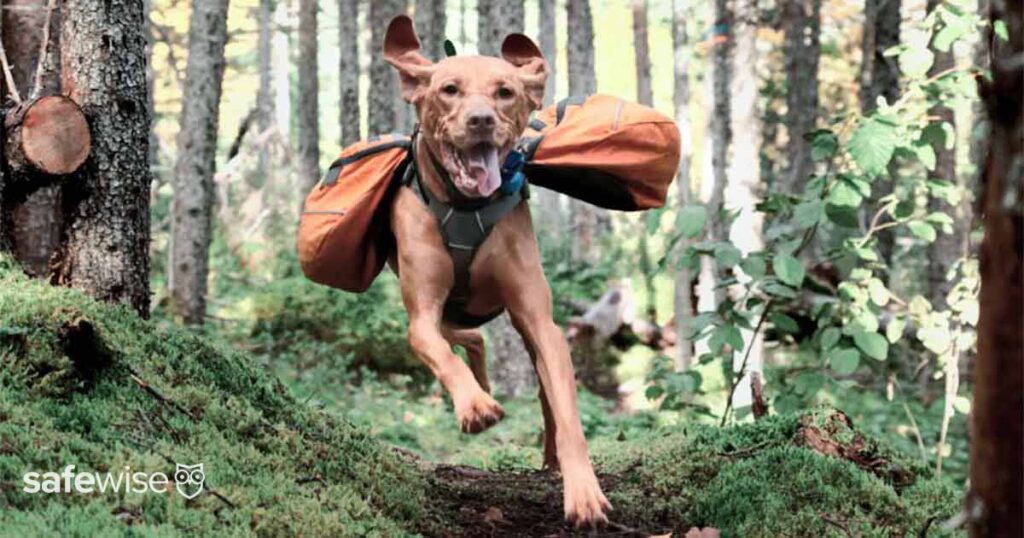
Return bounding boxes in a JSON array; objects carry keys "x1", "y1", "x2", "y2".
[
  {"x1": 562, "y1": 466, "x2": 612, "y2": 529},
  {"x1": 455, "y1": 391, "x2": 505, "y2": 434}
]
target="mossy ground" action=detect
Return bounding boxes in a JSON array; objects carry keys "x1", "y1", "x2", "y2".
[{"x1": 0, "y1": 259, "x2": 964, "y2": 537}]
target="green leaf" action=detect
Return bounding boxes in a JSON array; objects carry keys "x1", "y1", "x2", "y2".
[
  {"x1": 714, "y1": 243, "x2": 743, "y2": 268},
  {"x1": 770, "y1": 312, "x2": 800, "y2": 333},
  {"x1": 914, "y1": 143, "x2": 937, "y2": 171},
  {"x1": 867, "y1": 278, "x2": 890, "y2": 306},
  {"x1": 830, "y1": 347, "x2": 861, "y2": 375},
  {"x1": 848, "y1": 118, "x2": 899, "y2": 176},
  {"x1": 810, "y1": 130, "x2": 839, "y2": 161},
  {"x1": 793, "y1": 200, "x2": 824, "y2": 228},
  {"x1": 898, "y1": 45, "x2": 935, "y2": 78},
  {"x1": 646, "y1": 207, "x2": 666, "y2": 234},
  {"x1": 763, "y1": 280, "x2": 798, "y2": 299},
  {"x1": 994, "y1": 19, "x2": 1009, "y2": 41},
  {"x1": 820, "y1": 327, "x2": 841, "y2": 350},
  {"x1": 825, "y1": 204, "x2": 860, "y2": 228},
  {"x1": 678, "y1": 205, "x2": 708, "y2": 238},
  {"x1": 827, "y1": 181, "x2": 865, "y2": 207},
  {"x1": 740, "y1": 255, "x2": 767, "y2": 280},
  {"x1": 886, "y1": 315, "x2": 907, "y2": 344},
  {"x1": 774, "y1": 254, "x2": 805, "y2": 288},
  {"x1": 853, "y1": 331, "x2": 889, "y2": 360},
  {"x1": 953, "y1": 396, "x2": 971, "y2": 414},
  {"x1": 709, "y1": 324, "x2": 744, "y2": 354},
  {"x1": 645, "y1": 384, "x2": 665, "y2": 400},
  {"x1": 908, "y1": 221, "x2": 937, "y2": 243}
]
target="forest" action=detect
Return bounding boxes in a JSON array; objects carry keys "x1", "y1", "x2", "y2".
[{"x1": 0, "y1": 0, "x2": 1020, "y2": 536}]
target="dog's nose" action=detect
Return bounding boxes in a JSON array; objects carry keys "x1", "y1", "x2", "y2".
[{"x1": 465, "y1": 108, "x2": 496, "y2": 132}]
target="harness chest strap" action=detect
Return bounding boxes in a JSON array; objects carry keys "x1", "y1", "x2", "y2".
[{"x1": 402, "y1": 160, "x2": 527, "y2": 327}]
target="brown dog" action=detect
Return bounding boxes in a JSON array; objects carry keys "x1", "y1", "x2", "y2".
[{"x1": 383, "y1": 15, "x2": 611, "y2": 527}]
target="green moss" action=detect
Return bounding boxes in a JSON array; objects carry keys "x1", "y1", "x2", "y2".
[{"x1": 0, "y1": 261, "x2": 424, "y2": 537}]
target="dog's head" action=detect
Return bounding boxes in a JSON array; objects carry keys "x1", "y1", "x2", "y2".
[{"x1": 384, "y1": 15, "x2": 548, "y2": 198}]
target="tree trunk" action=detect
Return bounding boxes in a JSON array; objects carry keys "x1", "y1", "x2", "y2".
[
  {"x1": 859, "y1": 0, "x2": 900, "y2": 272},
  {"x1": 297, "y1": 0, "x2": 319, "y2": 190},
  {"x1": 368, "y1": 0, "x2": 404, "y2": 136},
  {"x1": 415, "y1": 0, "x2": 447, "y2": 61},
  {"x1": 566, "y1": 0, "x2": 601, "y2": 265},
  {"x1": 55, "y1": 0, "x2": 152, "y2": 316},
  {"x1": 726, "y1": 0, "x2": 764, "y2": 409},
  {"x1": 339, "y1": 0, "x2": 360, "y2": 146},
  {"x1": 273, "y1": 0, "x2": 291, "y2": 139},
  {"x1": 781, "y1": 0, "x2": 820, "y2": 193},
  {"x1": 256, "y1": 0, "x2": 272, "y2": 177},
  {"x1": 487, "y1": 312, "x2": 536, "y2": 398},
  {"x1": 695, "y1": 0, "x2": 731, "y2": 335},
  {"x1": 968, "y1": 0, "x2": 1023, "y2": 533},
  {"x1": 672, "y1": 0, "x2": 694, "y2": 371},
  {"x1": 2, "y1": 0, "x2": 64, "y2": 277},
  {"x1": 169, "y1": 0, "x2": 229, "y2": 325},
  {"x1": 477, "y1": 0, "x2": 523, "y2": 57},
  {"x1": 533, "y1": 0, "x2": 562, "y2": 241},
  {"x1": 632, "y1": 0, "x2": 656, "y2": 320},
  {"x1": 925, "y1": 0, "x2": 967, "y2": 309}
]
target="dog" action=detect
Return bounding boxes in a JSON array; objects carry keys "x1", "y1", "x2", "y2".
[{"x1": 383, "y1": 15, "x2": 611, "y2": 527}]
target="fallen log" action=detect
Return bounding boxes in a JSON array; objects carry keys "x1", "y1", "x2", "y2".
[{"x1": 3, "y1": 94, "x2": 90, "y2": 177}]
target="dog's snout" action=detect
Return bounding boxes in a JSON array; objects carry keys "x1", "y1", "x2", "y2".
[{"x1": 465, "y1": 108, "x2": 496, "y2": 132}]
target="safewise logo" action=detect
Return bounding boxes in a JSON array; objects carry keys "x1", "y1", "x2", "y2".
[{"x1": 22, "y1": 463, "x2": 206, "y2": 500}]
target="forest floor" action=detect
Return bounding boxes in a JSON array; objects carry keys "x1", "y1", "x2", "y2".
[{"x1": 0, "y1": 258, "x2": 964, "y2": 537}]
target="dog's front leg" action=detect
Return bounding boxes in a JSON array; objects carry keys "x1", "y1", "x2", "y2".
[{"x1": 508, "y1": 293, "x2": 611, "y2": 527}]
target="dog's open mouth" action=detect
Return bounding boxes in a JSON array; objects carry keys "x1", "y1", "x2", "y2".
[{"x1": 440, "y1": 142, "x2": 504, "y2": 197}]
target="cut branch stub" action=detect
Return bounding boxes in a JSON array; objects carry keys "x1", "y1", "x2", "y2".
[{"x1": 4, "y1": 95, "x2": 91, "y2": 176}]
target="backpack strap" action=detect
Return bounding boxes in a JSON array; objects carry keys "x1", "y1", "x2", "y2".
[
  {"x1": 406, "y1": 166, "x2": 524, "y2": 327},
  {"x1": 320, "y1": 136, "x2": 411, "y2": 187}
]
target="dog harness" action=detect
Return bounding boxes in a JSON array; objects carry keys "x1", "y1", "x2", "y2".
[{"x1": 401, "y1": 135, "x2": 528, "y2": 328}]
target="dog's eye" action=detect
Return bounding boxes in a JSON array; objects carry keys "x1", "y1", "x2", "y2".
[
  {"x1": 496, "y1": 87, "x2": 515, "y2": 99},
  {"x1": 442, "y1": 83, "x2": 459, "y2": 96}
]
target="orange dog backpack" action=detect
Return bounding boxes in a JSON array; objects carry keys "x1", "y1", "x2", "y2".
[
  {"x1": 520, "y1": 94, "x2": 681, "y2": 210},
  {"x1": 298, "y1": 134, "x2": 410, "y2": 292}
]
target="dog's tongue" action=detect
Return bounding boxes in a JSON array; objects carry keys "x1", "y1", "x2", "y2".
[{"x1": 464, "y1": 144, "x2": 501, "y2": 196}]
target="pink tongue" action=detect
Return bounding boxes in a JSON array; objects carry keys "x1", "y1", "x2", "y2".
[{"x1": 465, "y1": 145, "x2": 501, "y2": 196}]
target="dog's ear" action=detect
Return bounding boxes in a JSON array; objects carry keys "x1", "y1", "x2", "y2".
[
  {"x1": 501, "y1": 34, "x2": 549, "y2": 110},
  {"x1": 384, "y1": 15, "x2": 435, "y2": 104}
]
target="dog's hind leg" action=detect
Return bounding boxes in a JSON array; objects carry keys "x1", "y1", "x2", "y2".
[{"x1": 442, "y1": 327, "x2": 491, "y2": 394}]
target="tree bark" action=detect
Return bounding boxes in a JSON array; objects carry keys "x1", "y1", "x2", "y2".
[
  {"x1": 339, "y1": 0, "x2": 360, "y2": 146},
  {"x1": 55, "y1": 0, "x2": 152, "y2": 315},
  {"x1": 566, "y1": 0, "x2": 602, "y2": 265},
  {"x1": 632, "y1": 0, "x2": 656, "y2": 320},
  {"x1": 368, "y1": 0, "x2": 405, "y2": 136},
  {"x1": 256, "y1": 0, "x2": 272, "y2": 178},
  {"x1": 695, "y1": 0, "x2": 731, "y2": 332},
  {"x1": 968, "y1": 0, "x2": 1023, "y2": 533},
  {"x1": 672, "y1": 0, "x2": 694, "y2": 371},
  {"x1": 487, "y1": 312, "x2": 536, "y2": 398},
  {"x1": 477, "y1": 0, "x2": 523, "y2": 57},
  {"x1": 297, "y1": 0, "x2": 320, "y2": 190},
  {"x1": 169, "y1": 0, "x2": 229, "y2": 325},
  {"x1": 781, "y1": 0, "x2": 820, "y2": 193},
  {"x1": 925, "y1": 0, "x2": 967, "y2": 310},
  {"x1": 859, "y1": 0, "x2": 900, "y2": 272},
  {"x1": 273, "y1": 0, "x2": 291, "y2": 139},
  {"x1": 2, "y1": 0, "x2": 64, "y2": 277},
  {"x1": 533, "y1": 0, "x2": 562, "y2": 241},
  {"x1": 726, "y1": 0, "x2": 764, "y2": 409},
  {"x1": 415, "y1": 0, "x2": 447, "y2": 61}
]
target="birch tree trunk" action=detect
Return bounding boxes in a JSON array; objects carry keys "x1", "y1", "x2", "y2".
[
  {"x1": 726, "y1": 0, "x2": 764, "y2": 409},
  {"x1": 169, "y1": 0, "x2": 230, "y2": 325},
  {"x1": 968, "y1": 0, "x2": 1023, "y2": 532},
  {"x1": 339, "y1": 0, "x2": 360, "y2": 146},
  {"x1": 566, "y1": 0, "x2": 600, "y2": 265},
  {"x1": 1, "y1": 0, "x2": 63, "y2": 277},
  {"x1": 297, "y1": 0, "x2": 320, "y2": 189},
  {"x1": 55, "y1": 0, "x2": 152, "y2": 316},
  {"x1": 368, "y1": 0, "x2": 404, "y2": 135},
  {"x1": 859, "y1": 0, "x2": 901, "y2": 272},
  {"x1": 695, "y1": 0, "x2": 731, "y2": 340},
  {"x1": 672, "y1": 0, "x2": 694, "y2": 371},
  {"x1": 781, "y1": 0, "x2": 820, "y2": 193}
]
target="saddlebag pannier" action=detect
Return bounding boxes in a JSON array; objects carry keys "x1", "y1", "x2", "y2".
[
  {"x1": 520, "y1": 94, "x2": 681, "y2": 211},
  {"x1": 298, "y1": 134, "x2": 410, "y2": 292}
]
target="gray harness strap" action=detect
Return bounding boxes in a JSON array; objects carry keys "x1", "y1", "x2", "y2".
[{"x1": 404, "y1": 163, "x2": 525, "y2": 328}]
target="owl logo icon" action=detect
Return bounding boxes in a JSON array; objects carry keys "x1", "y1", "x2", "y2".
[{"x1": 174, "y1": 463, "x2": 205, "y2": 500}]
